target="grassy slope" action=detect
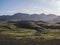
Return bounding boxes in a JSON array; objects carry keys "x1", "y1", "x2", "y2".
[{"x1": 0, "y1": 21, "x2": 60, "y2": 45}]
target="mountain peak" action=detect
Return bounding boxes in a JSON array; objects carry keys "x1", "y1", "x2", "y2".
[{"x1": 0, "y1": 12, "x2": 60, "y2": 22}]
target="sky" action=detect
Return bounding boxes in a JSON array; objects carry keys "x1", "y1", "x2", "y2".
[{"x1": 0, "y1": 0, "x2": 60, "y2": 15}]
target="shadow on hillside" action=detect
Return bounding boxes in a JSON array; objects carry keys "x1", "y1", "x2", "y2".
[{"x1": 0, "y1": 37, "x2": 60, "y2": 45}]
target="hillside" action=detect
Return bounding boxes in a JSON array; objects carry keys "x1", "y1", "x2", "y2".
[
  {"x1": 0, "y1": 21, "x2": 60, "y2": 45},
  {"x1": 53, "y1": 16, "x2": 60, "y2": 22}
]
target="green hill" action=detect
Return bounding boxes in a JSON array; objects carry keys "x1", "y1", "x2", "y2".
[{"x1": 0, "y1": 21, "x2": 60, "y2": 45}]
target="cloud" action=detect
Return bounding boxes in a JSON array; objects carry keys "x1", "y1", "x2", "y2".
[{"x1": 0, "y1": 0, "x2": 60, "y2": 16}]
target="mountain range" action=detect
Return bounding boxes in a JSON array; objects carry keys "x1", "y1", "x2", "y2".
[{"x1": 0, "y1": 13, "x2": 60, "y2": 22}]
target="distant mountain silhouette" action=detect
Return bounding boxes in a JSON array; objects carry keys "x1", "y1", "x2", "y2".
[
  {"x1": 53, "y1": 16, "x2": 60, "y2": 22},
  {"x1": 0, "y1": 13, "x2": 59, "y2": 22}
]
